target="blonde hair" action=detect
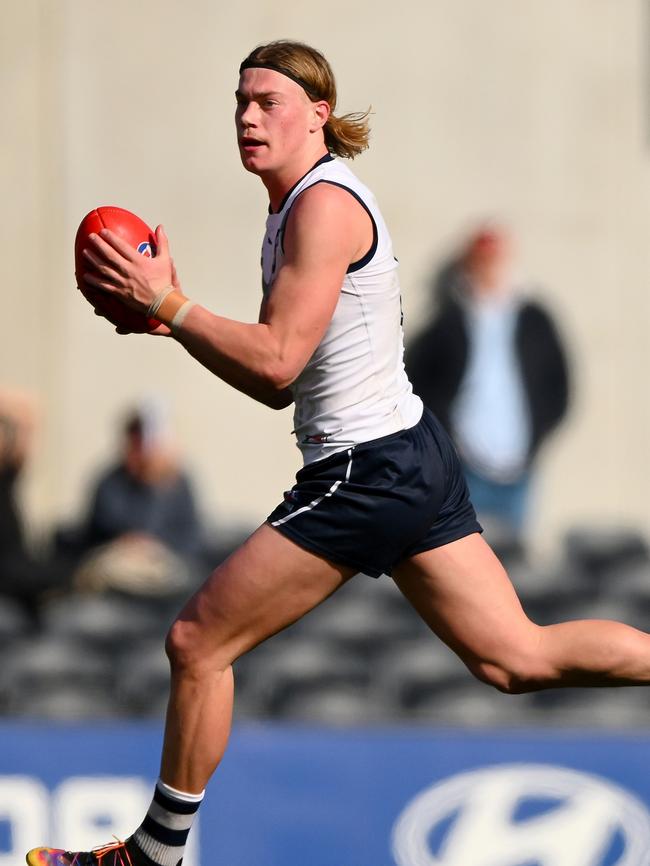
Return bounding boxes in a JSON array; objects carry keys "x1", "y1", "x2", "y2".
[{"x1": 240, "y1": 40, "x2": 370, "y2": 159}]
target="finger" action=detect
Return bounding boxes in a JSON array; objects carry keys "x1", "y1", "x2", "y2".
[
  {"x1": 87, "y1": 233, "x2": 136, "y2": 275},
  {"x1": 84, "y1": 270, "x2": 122, "y2": 292},
  {"x1": 148, "y1": 324, "x2": 172, "y2": 337},
  {"x1": 95, "y1": 229, "x2": 139, "y2": 263},
  {"x1": 155, "y1": 225, "x2": 169, "y2": 258},
  {"x1": 83, "y1": 247, "x2": 128, "y2": 280},
  {"x1": 170, "y1": 259, "x2": 180, "y2": 289}
]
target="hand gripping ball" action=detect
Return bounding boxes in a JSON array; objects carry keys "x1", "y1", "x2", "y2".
[{"x1": 75, "y1": 206, "x2": 161, "y2": 333}]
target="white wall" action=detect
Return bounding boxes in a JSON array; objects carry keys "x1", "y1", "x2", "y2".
[{"x1": 3, "y1": 0, "x2": 649, "y2": 547}]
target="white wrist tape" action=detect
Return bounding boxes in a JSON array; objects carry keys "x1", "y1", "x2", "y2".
[
  {"x1": 147, "y1": 286, "x2": 175, "y2": 319},
  {"x1": 170, "y1": 300, "x2": 195, "y2": 335}
]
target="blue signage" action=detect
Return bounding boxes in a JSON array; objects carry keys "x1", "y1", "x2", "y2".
[{"x1": 2, "y1": 722, "x2": 650, "y2": 866}]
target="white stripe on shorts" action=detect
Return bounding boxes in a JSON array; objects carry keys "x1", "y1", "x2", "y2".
[{"x1": 271, "y1": 448, "x2": 353, "y2": 528}]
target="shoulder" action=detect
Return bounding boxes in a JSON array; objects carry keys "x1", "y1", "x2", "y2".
[
  {"x1": 283, "y1": 181, "x2": 371, "y2": 255},
  {"x1": 432, "y1": 297, "x2": 467, "y2": 331},
  {"x1": 519, "y1": 297, "x2": 558, "y2": 330},
  {"x1": 95, "y1": 464, "x2": 129, "y2": 489},
  {"x1": 290, "y1": 180, "x2": 365, "y2": 220}
]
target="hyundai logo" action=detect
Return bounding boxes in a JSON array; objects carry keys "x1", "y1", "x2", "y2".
[{"x1": 392, "y1": 764, "x2": 650, "y2": 866}]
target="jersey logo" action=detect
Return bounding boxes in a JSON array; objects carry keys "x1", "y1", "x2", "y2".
[{"x1": 302, "y1": 432, "x2": 332, "y2": 444}]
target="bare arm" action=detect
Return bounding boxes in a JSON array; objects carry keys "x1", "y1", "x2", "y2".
[
  {"x1": 83, "y1": 184, "x2": 371, "y2": 408},
  {"x1": 173, "y1": 302, "x2": 296, "y2": 410}
]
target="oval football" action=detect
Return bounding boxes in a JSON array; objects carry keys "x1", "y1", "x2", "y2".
[{"x1": 75, "y1": 206, "x2": 161, "y2": 333}]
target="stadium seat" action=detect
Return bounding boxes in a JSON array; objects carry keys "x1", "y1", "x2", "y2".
[
  {"x1": 0, "y1": 635, "x2": 112, "y2": 714},
  {"x1": 408, "y1": 681, "x2": 535, "y2": 727},
  {"x1": 557, "y1": 596, "x2": 646, "y2": 632},
  {"x1": 0, "y1": 595, "x2": 32, "y2": 646},
  {"x1": 508, "y1": 561, "x2": 592, "y2": 625},
  {"x1": 114, "y1": 639, "x2": 170, "y2": 716},
  {"x1": 241, "y1": 637, "x2": 371, "y2": 718},
  {"x1": 298, "y1": 593, "x2": 427, "y2": 658},
  {"x1": 374, "y1": 638, "x2": 470, "y2": 715},
  {"x1": 9, "y1": 685, "x2": 122, "y2": 721},
  {"x1": 485, "y1": 529, "x2": 527, "y2": 571},
  {"x1": 41, "y1": 592, "x2": 166, "y2": 649},
  {"x1": 564, "y1": 526, "x2": 649, "y2": 583},
  {"x1": 333, "y1": 571, "x2": 422, "y2": 620},
  {"x1": 231, "y1": 688, "x2": 265, "y2": 722},
  {"x1": 274, "y1": 681, "x2": 383, "y2": 725},
  {"x1": 609, "y1": 560, "x2": 650, "y2": 613},
  {"x1": 531, "y1": 688, "x2": 650, "y2": 729}
]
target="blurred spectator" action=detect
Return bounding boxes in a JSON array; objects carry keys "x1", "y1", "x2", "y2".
[
  {"x1": 0, "y1": 389, "x2": 67, "y2": 616},
  {"x1": 61, "y1": 401, "x2": 205, "y2": 595},
  {"x1": 406, "y1": 225, "x2": 571, "y2": 542}
]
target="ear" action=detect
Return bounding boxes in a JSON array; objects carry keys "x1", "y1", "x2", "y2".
[{"x1": 310, "y1": 99, "x2": 331, "y2": 132}]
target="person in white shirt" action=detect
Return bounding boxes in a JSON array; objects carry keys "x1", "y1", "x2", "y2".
[{"x1": 408, "y1": 227, "x2": 570, "y2": 541}]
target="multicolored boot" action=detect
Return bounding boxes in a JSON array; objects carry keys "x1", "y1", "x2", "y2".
[{"x1": 26, "y1": 840, "x2": 136, "y2": 866}]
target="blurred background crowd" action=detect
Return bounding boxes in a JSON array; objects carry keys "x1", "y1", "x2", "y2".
[
  {"x1": 3, "y1": 221, "x2": 650, "y2": 730},
  {"x1": 2, "y1": 0, "x2": 649, "y2": 732}
]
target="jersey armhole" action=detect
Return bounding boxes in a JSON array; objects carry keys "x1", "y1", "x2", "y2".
[{"x1": 280, "y1": 180, "x2": 379, "y2": 273}]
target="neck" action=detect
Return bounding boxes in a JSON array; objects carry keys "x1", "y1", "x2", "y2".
[{"x1": 263, "y1": 145, "x2": 330, "y2": 212}]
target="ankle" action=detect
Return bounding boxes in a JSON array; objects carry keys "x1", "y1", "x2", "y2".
[
  {"x1": 131, "y1": 780, "x2": 204, "y2": 866},
  {"x1": 124, "y1": 837, "x2": 158, "y2": 866}
]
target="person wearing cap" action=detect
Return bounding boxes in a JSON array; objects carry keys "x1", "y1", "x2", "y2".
[
  {"x1": 407, "y1": 226, "x2": 571, "y2": 543},
  {"x1": 28, "y1": 42, "x2": 650, "y2": 866}
]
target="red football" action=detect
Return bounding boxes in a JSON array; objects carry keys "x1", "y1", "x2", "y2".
[{"x1": 75, "y1": 206, "x2": 161, "y2": 333}]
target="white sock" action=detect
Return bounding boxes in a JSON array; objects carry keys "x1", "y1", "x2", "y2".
[{"x1": 132, "y1": 780, "x2": 204, "y2": 866}]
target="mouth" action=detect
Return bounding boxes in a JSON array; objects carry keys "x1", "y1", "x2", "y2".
[{"x1": 239, "y1": 136, "x2": 266, "y2": 152}]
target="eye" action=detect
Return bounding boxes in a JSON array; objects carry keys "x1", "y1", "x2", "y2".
[{"x1": 263, "y1": 99, "x2": 278, "y2": 109}]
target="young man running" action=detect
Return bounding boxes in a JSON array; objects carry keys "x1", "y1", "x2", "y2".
[{"x1": 27, "y1": 39, "x2": 650, "y2": 866}]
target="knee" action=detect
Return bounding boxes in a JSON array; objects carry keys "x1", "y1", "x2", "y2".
[
  {"x1": 165, "y1": 618, "x2": 201, "y2": 672},
  {"x1": 468, "y1": 637, "x2": 557, "y2": 695},
  {"x1": 165, "y1": 617, "x2": 229, "y2": 677}
]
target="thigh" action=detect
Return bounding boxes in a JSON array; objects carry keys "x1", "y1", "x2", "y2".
[
  {"x1": 174, "y1": 522, "x2": 356, "y2": 663},
  {"x1": 393, "y1": 533, "x2": 539, "y2": 667}
]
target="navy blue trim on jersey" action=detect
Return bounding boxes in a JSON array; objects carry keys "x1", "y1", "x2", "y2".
[
  {"x1": 317, "y1": 180, "x2": 379, "y2": 272},
  {"x1": 270, "y1": 153, "x2": 334, "y2": 214},
  {"x1": 267, "y1": 408, "x2": 482, "y2": 577},
  {"x1": 278, "y1": 179, "x2": 379, "y2": 273}
]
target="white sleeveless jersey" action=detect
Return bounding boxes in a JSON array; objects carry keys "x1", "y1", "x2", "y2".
[{"x1": 262, "y1": 154, "x2": 423, "y2": 464}]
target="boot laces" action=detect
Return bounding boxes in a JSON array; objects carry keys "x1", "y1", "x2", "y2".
[{"x1": 70, "y1": 839, "x2": 133, "y2": 866}]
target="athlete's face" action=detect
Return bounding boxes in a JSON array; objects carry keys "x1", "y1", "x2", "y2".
[{"x1": 235, "y1": 68, "x2": 327, "y2": 176}]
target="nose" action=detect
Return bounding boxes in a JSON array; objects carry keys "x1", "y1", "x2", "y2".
[{"x1": 238, "y1": 100, "x2": 260, "y2": 132}]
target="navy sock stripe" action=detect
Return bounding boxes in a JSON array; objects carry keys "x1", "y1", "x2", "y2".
[
  {"x1": 153, "y1": 787, "x2": 202, "y2": 816},
  {"x1": 126, "y1": 839, "x2": 160, "y2": 866},
  {"x1": 141, "y1": 815, "x2": 191, "y2": 847}
]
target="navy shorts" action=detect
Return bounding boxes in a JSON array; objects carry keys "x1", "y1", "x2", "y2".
[{"x1": 267, "y1": 408, "x2": 482, "y2": 577}]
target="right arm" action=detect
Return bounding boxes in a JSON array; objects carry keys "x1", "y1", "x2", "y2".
[
  {"x1": 169, "y1": 296, "x2": 295, "y2": 410},
  {"x1": 83, "y1": 184, "x2": 370, "y2": 409},
  {"x1": 169, "y1": 185, "x2": 364, "y2": 408}
]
